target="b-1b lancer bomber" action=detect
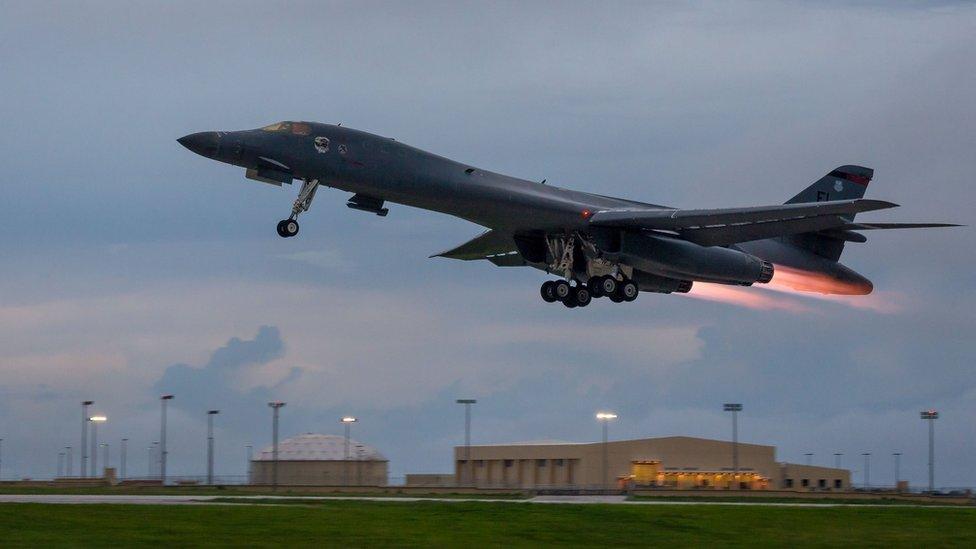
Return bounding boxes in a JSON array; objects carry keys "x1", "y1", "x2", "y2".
[{"x1": 178, "y1": 122, "x2": 957, "y2": 308}]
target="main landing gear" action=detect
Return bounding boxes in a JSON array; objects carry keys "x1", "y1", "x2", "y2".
[
  {"x1": 540, "y1": 275, "x2": 638, "y2": 308},
  {"x1": 277, "y1": 178, "x2": 320, "y2": 238}
]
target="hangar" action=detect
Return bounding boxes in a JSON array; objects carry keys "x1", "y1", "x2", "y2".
[
  {"x1": 249, "y1": 433, "x2": 388, "y2": 486},
  {"x1": 454, "y1": 436, "x2": 849, "y2": 491}
]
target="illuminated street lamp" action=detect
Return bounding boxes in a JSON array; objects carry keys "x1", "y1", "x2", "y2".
[
  {"x1": 88, "y1": 415, "x2": 107, "y2": 477},
  {"x1": 340, "y1": 416, "x2": 358, "y2": 486},
  {"x1": 921, "y1": 410, "x2": 939, "y2": 492},
  {"x1": 723, "y1": 404, "x2": 742, "y2": 480},
  {"x1": 80, "y1": 400, "x2": 93, "y2": 477},
  {"x1": 207, "y1": 410, "x2": 220, "y2": 485},
  {"x1": 596, "y1": 412, "x2": 618, "y2": 491},
  {"x1": 268, "y1": 402, "x2": 286, "y2": 490},
  {"x1": 456, "y1": 399, "x2": 477, "y2": 486}
]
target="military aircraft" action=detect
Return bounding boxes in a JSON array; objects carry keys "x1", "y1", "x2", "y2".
[{"x1": 178, "y1": 121, "x2": 957, "y2": 308}]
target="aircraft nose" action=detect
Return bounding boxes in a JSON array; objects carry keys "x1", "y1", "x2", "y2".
[{"x1": 177, "y1": 131, "x2": 221, "y2": 158}]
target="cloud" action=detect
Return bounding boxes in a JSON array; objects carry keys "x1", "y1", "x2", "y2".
[{"x1": 153, "y1": 325, "x2": 291, "y2": 410}]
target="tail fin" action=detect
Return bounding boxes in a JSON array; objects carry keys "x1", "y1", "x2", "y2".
[
  {"x1": 784, "y1": 165, "x2": 873, "y2": 261},
  {"x1": 786, "y1": 165, "x2": 873, "y2": 208}
]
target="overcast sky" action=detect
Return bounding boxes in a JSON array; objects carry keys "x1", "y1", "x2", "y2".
[{"x1": 0, "y1": 1, "x2": 973, "y2": 487}]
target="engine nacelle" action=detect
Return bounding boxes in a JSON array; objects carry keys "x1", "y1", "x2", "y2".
[{"x1": 617, "y1": 233, "x2": 773, "y2": 286}]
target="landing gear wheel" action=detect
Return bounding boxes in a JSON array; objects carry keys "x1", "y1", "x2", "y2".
[
  {"x1": 278, "y1": 219, "x2": 299, "y2": 238},
  {"x1": 553, "y1": 280, "x2": 571, "y2": 301},
  {"x1": 620, "y1": 280, "x2": 639, "y2": 302},
  {"x1": 609, "y1": 294, "x2": 624, "y2": 303},
  {"x1": 586, "y1": 277, "x2": 604, "y2": 298},
  {"x1": 540, "y1": 281, "x2": 558, "y2": 303},
  {"x1": 562, "y1": 293, "x2": 579, "y2": 308},
  {"x1": 574, "y1": 286, "x2": 592, "y2": 307},
  {"x1": 598, "y1": 276, "x2": 618, "y2": 296}
]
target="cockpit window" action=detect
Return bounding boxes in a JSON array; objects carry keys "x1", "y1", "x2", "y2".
[{"x1": 261, "y1": 122, "x2": 291, "y2": 132}]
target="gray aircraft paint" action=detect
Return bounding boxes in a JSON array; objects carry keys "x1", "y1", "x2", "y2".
[{"x1": 178, "y1": 121, "x2": 956, "y2": 299}]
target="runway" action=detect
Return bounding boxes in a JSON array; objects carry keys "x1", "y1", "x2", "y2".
[{"x1": 0, "y1": 494, "x2": 967, "y2": 508}]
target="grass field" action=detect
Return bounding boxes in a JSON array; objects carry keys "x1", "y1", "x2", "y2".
[{"x1": 1, "y1": 501, "x2": 974, "y2": 547}]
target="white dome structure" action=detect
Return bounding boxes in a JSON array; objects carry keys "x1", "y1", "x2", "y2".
[{"x1": 256, "y1": 433, "x2": 385, "y2": 461}]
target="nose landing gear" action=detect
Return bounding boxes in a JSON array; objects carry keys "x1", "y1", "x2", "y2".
[{"x1": 277, "y1": 178, "x2": 320, "y2": 238}]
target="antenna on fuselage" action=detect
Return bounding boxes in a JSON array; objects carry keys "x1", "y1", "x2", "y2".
[{"x1": 541, "y1": 179, "x2": 547, "y2": 185}]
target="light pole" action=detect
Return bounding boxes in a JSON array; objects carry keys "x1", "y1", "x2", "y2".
[
  {"x1": 804, "y1": 453, "x2": 814, "y2": 466},
  {"x1": 65, "y1": 446, "x2": 73, "y2": 477},
  {"x1": 723, "y1": 403, "x2": 742, "y2": 484},
  {"x1": 834, "y1": 453, "x2": 843, "y2": 469},
  {"x1": 207, "y1": 410, "x2": 220, "y2": 485},
  {"x1": 159, "y1": 394, "x2": 174, "y2": 484},
  {"x1": 340, "y1": 416, "x2": 358, "y2": 486},
  {"x1": 81, "y1": 400, "x2": 93, "y2": 477},
  {"x1": 58, "y1": 452, "x2": 65, "y2": 478},
  {"x1": 596, "y1": 412, "x2": 618, "y2": 491},
  {"x1": 268, "y1": 402, "x2": 285, "y2": 490},
  {"x1": 861, "y1": 452, "x2": 871, "y2": 488},
  {"x1": 100, "y1": 443, "x2": 109, "y2": 470},
  {"x1": 456, "y1": 399, "x2": 477, "y2": 486},
  {"x1": 121, "y1": 439, "x2": 128, "y2": 480},
  {"x1": 0, "y1": 438, "x2": 3, "y2": 480},
  {"x1": 892, "y1": 452, "x2": 902, "y2": 488},
  {"x1": 921, "y1": 410, "x2": 938, "y2": 492},
  {"x1": 89, "y1": 415, "x2": 106, "y2": 477},
  {"x1": 246, "y1": 444, "x2": 253, "y2": 481}
]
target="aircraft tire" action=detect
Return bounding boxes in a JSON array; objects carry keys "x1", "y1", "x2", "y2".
[
  {"x1": 586, "y1": 277, "x2": 604, "y2": 297},
  {"x1": 540, "y1": 281, "x2": 558, "y2": 303},
  {"x1": 599, "y1": 276, "x2": 618, "y2": 296},
  {"x1": 620, "y1": 280, "x2": 639, "y2": 302},
  {"x1": 278, "y1": 219, "x2": 299, "y2": 238},
  {"x1": 553, "y1": 280, "x2": 571, "y2": 301},
  {"x1": 574, "y1": 286, "x2": 592, "y2": 307},
  {"x1": 562, "y1": 293, "x2": 578, "y2": 308}
]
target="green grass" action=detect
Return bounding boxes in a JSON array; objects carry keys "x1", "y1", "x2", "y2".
[{"x1": 1, "y1": 501, "x2": 975, "y2": 547}]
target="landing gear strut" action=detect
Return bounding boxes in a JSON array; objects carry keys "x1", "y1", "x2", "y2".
[{"x1": 277, "y1": 178, "x2": 319, "y2": 238}]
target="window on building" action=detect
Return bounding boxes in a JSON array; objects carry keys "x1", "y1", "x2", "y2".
[
  {"x1": 801, "y1": 478, "x2": 810, "y2": 487},
  {"x1": 504, "y1": 459, "x2": 514, "y2": 467},
  {"x1": 834, "y1": 479, "x2": 842, "y2": 489},
  {"x1": 536, "y1": 459, "x2": 546, "y2": 467},
  {"x1": 554, "y1": 459, "x2": 565, "y2": 467},
  {"x1": 785, "y1": 478, "x2": 794, "y2": 488},
  {"x1": 818, "y1": 479, "x2": 826, "y2": 489},
  {"x1": 475, "y1": 460, "x2": 484, "y2": 468}
]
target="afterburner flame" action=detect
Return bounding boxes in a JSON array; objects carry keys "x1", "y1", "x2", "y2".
[
  {"x1": 768, "y1": 265, "x2": 872, "y2": 296},
  {"x1": 684, "y1": 283, "x2": 810, "y2": 312}
]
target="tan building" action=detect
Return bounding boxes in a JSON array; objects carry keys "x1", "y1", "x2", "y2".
[
  {"x1": 454, "y1": 436, "x2": 849, "y2": 491},
  {"x1": 250, "y1": 433, "x2": 388, "y2": 486}
]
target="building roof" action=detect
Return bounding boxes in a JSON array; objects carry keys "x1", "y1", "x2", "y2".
[
  {"x1": 467, "y1": 436, "x2": 772, "y2": 450},
  {"x1": 255, "y1": 433, "x2": 386, "y2": 461}
]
